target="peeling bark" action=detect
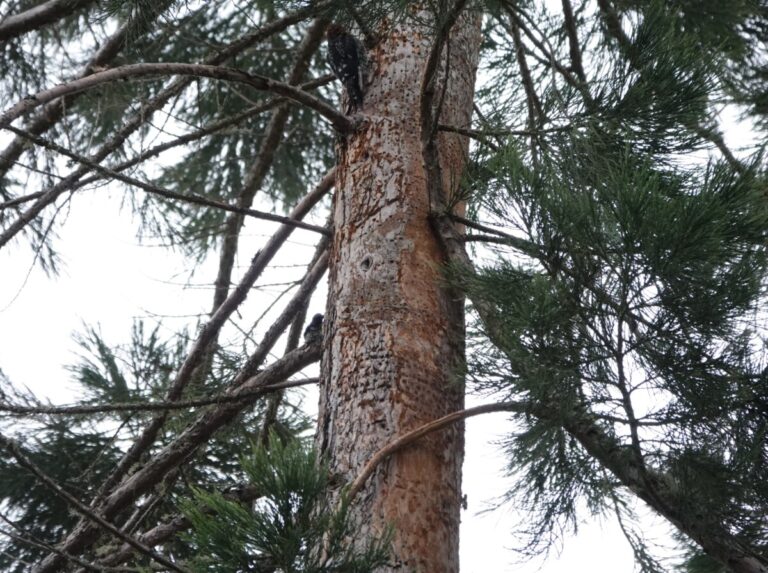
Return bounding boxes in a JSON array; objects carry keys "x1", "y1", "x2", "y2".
[{"x1": 317, "y1": 10, "x2": 481, "y2": 572}]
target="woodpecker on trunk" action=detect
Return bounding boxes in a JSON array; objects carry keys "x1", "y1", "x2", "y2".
[
  {"x1": 326, "y1": 23, "x2": 365, "y2": 113},
  {"x1": 303, "y1": 313, "x2": 324, "y2": 344}
]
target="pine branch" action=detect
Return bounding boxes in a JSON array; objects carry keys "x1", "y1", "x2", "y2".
[
  {"x1": 0, "y1": 7, "x2": 165, "y2": 182},
  {"x1": 0, "y1": 63, "x2": 352, "y2": 137},
  {"x1": 595, "y1": 0, "x2": 744, "y2": 171},
  {"x1": 1, "y1": 126, "x2": 331, "y2": 235},
  {"x1": 34, "y1": 341, "x2": 323, "y2": 573},
  {"x1": 507, "y1": 13, "x2": 543, "y2": 125},
  {"x1": 0, "y1": 378, "x2": 318, "y2": 416},
  {"x1": 83, "y1": 241, "x2": 329, "y2": 567},
  {"x1": 0, "y1": 434, "x2": 190, "y2": 573},
  {"x1": 92, "y1": 250, "x2": 328, "y2": 567},
  {"x1": 0, "y1": 63, "x2": 347, "y2": 250},
  {"x1": 0, "y1": 2, "x2": 331, "y2": 252},
  {"x1": 419, "y1": 0, "x2": 470, "y2": 146},
  {"x1": 436, "y1": 204, "x2": 768, "y2": 573}
]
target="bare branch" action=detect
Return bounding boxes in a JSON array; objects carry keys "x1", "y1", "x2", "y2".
[
  {"x1": 96, "y1": 483, "x2": 264, "y2": 568},
  {"x1": 0, "y1": 378, "x2": 318, "y2": 416},
  {"x1": 212, "y1": 17, "x2": 330, "y2": 312},
  {"x1": 346, "y1": 401, "x2": 526, "y2": 503},
  {"x1": 0, "y1": 0, "x2": 95, "y2": 42},
  {"x1": 560, "y1": 0, "x2": 588, "y2": 85}
]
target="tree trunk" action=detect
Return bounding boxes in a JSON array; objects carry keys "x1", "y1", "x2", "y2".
[{"x1": 316, "y1": 10, "x2": 481, "y2": 572}]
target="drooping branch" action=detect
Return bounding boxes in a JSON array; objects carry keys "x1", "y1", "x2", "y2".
[
  {"x1": 0, "y1": 3, "x2": 170, "y2": 183},
  {"x1": 0, "y1": 75, "x2": 334, "y2": 211},
  {"x1": 0, "y1": 0, "x2": 96, "y2": 42},
  {"x1": 1, "y1": 126, "x2": 331, "y2": 234}
]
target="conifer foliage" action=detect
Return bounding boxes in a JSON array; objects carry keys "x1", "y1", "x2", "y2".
[{"x1": 1, "y1": 0, "x2": 767, "y2": 572}]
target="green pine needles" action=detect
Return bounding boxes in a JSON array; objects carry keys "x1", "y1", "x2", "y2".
[{"x1": 182, "y1": 438, "x2": 392, "y2": 572}]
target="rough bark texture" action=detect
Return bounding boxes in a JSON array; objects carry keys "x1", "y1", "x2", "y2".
[{"x1": 317, "y1": 11, "x2": 481, "y2": 573}]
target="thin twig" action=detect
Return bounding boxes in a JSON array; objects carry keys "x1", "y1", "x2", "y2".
[{"x1": 0, "y1": 378, "x2": 318, "y2": 416}]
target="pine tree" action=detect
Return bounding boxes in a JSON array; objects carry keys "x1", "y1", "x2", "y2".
[{"x1": 1, "y1": 1, "x2": 767, "y2": 572}]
